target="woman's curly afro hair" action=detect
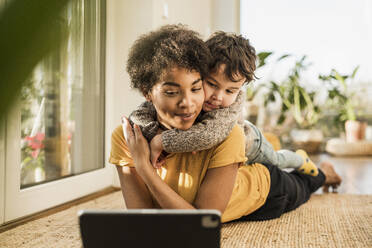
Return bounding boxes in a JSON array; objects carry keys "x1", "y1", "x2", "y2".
[{"x1": 126, "y1": 24, "x2": 211, "y2": 95}]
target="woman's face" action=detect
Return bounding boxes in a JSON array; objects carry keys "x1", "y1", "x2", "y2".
[{"x1": 146, "y1": 67, "x2": 205, "y2": 130}]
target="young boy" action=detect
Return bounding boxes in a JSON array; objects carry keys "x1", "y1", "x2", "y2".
[{"x1": 129, "y1": 31, "x2": 318, "y2": 176}]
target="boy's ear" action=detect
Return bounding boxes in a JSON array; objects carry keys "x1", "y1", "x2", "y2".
[
  {"x1": 145, "y1": 93, "x2": 152, "y2": 102},
  {"x1": 142, "y1": 89, "x2": 152, "y2": 102}
]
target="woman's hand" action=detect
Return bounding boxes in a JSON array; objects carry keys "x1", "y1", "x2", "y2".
[{"x1": 122, "y1": 117, "x2": 152, "y2": 173}]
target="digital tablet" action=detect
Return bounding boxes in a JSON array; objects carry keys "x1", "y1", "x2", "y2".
[{"x1": 78, "y1": 209, "x2": 221, "y2": 248}]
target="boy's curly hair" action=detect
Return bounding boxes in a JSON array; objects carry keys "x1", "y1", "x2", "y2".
[
  {"x1": 126, "y1": 24, "x2": 211, "y2": 95},
  {"x1": 206, "y1": 31, "x2": 257, "y2": 84}
]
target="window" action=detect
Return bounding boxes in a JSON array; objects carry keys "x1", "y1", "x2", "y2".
[
  {"x1": 20, "y1": 0, "x2": 105, "y2": 188},
  {"x1": 240, "y1": 0, "x2": 372, "y2": 83},
  {"x1": 2, "y1": 0, "x2": 109, "y2": 224}
]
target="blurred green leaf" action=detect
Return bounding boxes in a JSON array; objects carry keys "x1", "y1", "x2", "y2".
[
  {"x1": 257, "y1": 51, "x2": 273, "y2": 68},
  {"x1": 0, "y1": 0, "x2": 69, "y2": 120},
  {"x1": 277, "y1": 113, "x2": 286, "y2": 125},
  {"x1": 246, "y1": 87, "x2": 254, "y2": 100},
  {"x1": 321, "y1": 66, "x2": 360, "y2": 126},
  {"x1": 268, "y1": 92, "x2": 275, "y2": 102},
  {"x1": 277, "y1": 54, "x2": 291, "y2": 61},
  {"x1": 318, "y1": 74, "x2": 331, "y2": 81},
  {"x1": 299, "y1": 55, "x2": 307, "y2": 64},
  {"x1": 281, "y1": 102, "x2": 288, "y2": 112},
  {"x1": 351, "y1": 65, "x2": 360, "y2": 79}
]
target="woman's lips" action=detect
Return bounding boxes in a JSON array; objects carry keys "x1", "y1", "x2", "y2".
[{"x1": 175, "y1": 112, "x2": 195, "y2": 121}]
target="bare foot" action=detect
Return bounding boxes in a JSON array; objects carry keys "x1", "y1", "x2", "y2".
[{"x1": 320, "y1": 162, "x2": 342, "y2": 193}]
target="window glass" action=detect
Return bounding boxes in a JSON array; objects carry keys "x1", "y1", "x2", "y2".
[{"x1": 20, "y1": 0, "x2": 105, "y2": 188}]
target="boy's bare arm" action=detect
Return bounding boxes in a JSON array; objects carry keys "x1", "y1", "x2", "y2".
[
  {"x1": 162, "y1": 91, "x2": 244, "y2": 153},
  {"x1": 128, "y1": 101, "x2": 159, "y2": 142}
]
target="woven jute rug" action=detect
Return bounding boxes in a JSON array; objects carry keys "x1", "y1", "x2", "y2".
[
  {"x1": 0, "y1": 192, "x2": 371, "y2": 248},
  {"x1": 221, "y1": 194, "x2": 372, "y2": 248}
]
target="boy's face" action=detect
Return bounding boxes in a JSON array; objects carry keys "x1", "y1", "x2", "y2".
[
  {"x1": 202, "y1": 64, "x2": 245, "y2": 112},
  {"x1": 146, "y1": 67, "x2": 204, "y2": 130}
]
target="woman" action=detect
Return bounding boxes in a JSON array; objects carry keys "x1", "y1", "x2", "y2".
[{"x1": 109, "y1": 24, "x2": 341, "y2": 223}]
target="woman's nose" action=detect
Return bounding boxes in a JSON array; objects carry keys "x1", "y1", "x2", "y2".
[{"x1": 179, "y1": 92, "x2": 194, "y2": 108}]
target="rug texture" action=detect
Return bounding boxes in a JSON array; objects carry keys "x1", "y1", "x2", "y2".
[
  {"x1": 0, "y1": 192, "x2": 371, "y2": 248},
  {"x1": 221, "y1": 194, "x2": 372, "y2": 248}
]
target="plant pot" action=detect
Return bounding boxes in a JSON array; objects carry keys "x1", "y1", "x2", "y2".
[
  {"x1": 366, "y1": 125, "x2": 372, "y2": 141},
  {"x1": 345, "y1": 120, "x2": 367, "y2": 143},
  {"x1": 290, "y1": 129, "x2": 323, "y2": 154}
]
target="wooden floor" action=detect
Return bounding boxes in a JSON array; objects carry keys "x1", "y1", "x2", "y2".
[{"x1": 309, "y1": 153, "x2": 372, "y2": 194}]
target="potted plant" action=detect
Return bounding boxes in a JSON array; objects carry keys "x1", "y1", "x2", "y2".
[
  {"x1": 260, "y1": 55, "x2": 323, "y2": 153},
  {"x1": 319, "y1": 66, "x2": 366, "y2": 142},
  {"x1": 244, "y1": 51, "x2": 274, "y2": 124},
  {"x1": 244, "y1": 51, "x2": 291, "y2": 126}
]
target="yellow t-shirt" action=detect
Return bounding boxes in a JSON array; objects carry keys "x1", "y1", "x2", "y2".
[{"x1": 109, "y1": 124, "x2": 270, "y2": 223}]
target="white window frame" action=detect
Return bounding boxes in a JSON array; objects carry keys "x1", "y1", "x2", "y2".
[
  {"x1": 0, "y1": 0, "x2": 8, "y2": 229},
  {"x1": 2, "y1": 0, "x2": 110, "y2": 223},
  {"x1": 4, "y1": 105, "x2": 112, "y2": 222}
]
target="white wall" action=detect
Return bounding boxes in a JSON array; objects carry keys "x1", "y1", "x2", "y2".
[
  {"x1": 212, "y1": 0, "x2": 240, "y2": 33},
  {"x1": 152, "y1": 0, "x2": 212, "y2": 38},
  {"x1": 105, "y1": 0, "x2": 154, "y2": 186}
]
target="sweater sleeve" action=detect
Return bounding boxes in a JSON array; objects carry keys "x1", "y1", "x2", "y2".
[
  {"x1": 128, "y1": 101, "x2": 159, "y2": 142},
  {"x1": 162, "y1": 90, "x2": 245, "y2": 153}
]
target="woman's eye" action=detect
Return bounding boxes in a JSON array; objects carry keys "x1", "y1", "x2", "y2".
[
  {"x1": 192, "y1": 87, "x2": 202, "y2": 92},
  {"x1": 164, "y1": 91, "x2": 178, "y2": 96}
]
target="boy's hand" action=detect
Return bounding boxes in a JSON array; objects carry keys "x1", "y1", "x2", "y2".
[{"x1": 150, "y1": 134, "x2": 165, "y2": 169}]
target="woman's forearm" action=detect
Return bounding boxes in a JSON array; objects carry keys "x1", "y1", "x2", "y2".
[
  {"x1": 116, "y1": 166, "x2": 155, "y2": 209},
  {"x1": 136, "y1": 160, "x2": 196, "y2": 210}
]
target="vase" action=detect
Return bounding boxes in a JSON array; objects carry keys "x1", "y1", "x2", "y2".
[{"x1": 345, "y1": 120, "x2": 367, "y2": 142}]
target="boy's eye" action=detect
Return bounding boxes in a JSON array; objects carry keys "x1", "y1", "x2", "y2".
[
  {"x1": 192, "y1": 87, "x2": 202, "y2": 92},
  {"x1": 226, "y1": 90, "x2": 234, "y2": 94},
  {"x1": 207, "y1": 81, "x2": 218, "y2": 88}
]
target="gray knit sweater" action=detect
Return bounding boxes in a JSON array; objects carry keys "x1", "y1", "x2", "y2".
[{"x1": 129, "y1": 91, "x2": 256, "y2": 153}]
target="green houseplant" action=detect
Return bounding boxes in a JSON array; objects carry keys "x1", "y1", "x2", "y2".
[
  {"x1": 267, "y1": 55, "x2": 323, "y2": 153},
  {"x1": 319, "y1": 66, "x2": 366, "y2": 142},
  {"x1": 244, "y1": 51, "x2": 291, "y2": 124},
  {"x1": 0, "y1": 0, "x2": 69, "y2": 121},
  {"x1": 247, "y1": 53, "x2": 323, "y2": 153},
  {"x1": 265, "y1": 55, "x2": 321, "y2": 129},
  {"x1": 244, "y1": 51, "x2": 274, "y2": 123}
]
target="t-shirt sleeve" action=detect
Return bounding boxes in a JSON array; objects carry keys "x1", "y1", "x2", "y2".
[
  {"x1": 208, "y1": 125, "x2": 247, "y2": 169},
  {"x1": 108, "y1": 125, "x2": 135, "y2": 167}
]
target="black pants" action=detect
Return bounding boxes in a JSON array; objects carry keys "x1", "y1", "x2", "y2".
[{"x1": 240, "y1": 163, "x2": 325, "y2": 221}]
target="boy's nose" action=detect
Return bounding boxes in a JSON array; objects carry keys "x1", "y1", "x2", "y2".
[{"x1": 211, "y1": 90, "x2": 223, "y2": 101}]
